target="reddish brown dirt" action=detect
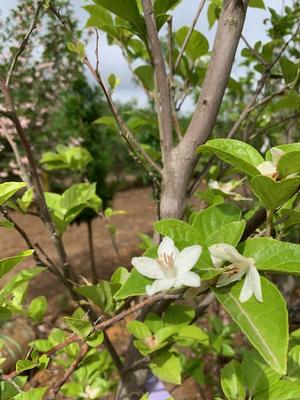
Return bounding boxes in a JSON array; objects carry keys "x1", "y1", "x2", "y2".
[{"x1": 0, "y1": 187, "x2": 156, "y2": 303}]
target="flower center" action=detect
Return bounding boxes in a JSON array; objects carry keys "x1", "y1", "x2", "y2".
[{"x1": 157, "y1": 253, "x2": 176, "y2": 278}]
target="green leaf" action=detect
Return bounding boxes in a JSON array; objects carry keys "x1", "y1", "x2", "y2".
[
  {"x1": 28, "y1": 296, "x2": 47, "y2": 323},
  {"x1": 190, "y1": 203, "x2": 241, "y2": 243},
  {"x1": 17, "y1": 187, "x2": 34, "y2": 212},
  {"x1": 249, "y1": 0, "x2": 265, "y2": 9},
  {"x1": 154, "y1": 0, "x2": 182, "y2": 15},
  {"x1": 277, "y1": 151, "x2": 300, "y2": 178},
  {"x1": 255, "y1": 380, "x2": 300, "y2": 400},
  {"x1": 13, "y1": 388, "x2": 47, "y2": 400},
  {"x1": 86, "y1": 331, "x2": 104, "y2": 347},
  {"x1": 114, "y1": 268, "x2": 152, "y2": 300},
  {"x1": 150, "y1": 351, "x2": 182, "y2": 384},
  {"x1": 280, "y1": 208, "x2": 300, "y2": 228},
  {"x1": 221, "y1": 360, "x2": 245, "y2": 400},
  {"x1": 154, "y1": 219, "x2": 203, "y2": 248},
  {"x1": 206, "y1": 220, "x2": 246, "y2": 247},
  {"x1": 288, "y1": 345, "x2": 300, "y2": 379},
  {"x1": 162, "y1": 304, "x2": 195, "y2": 326},
  {"x1": 280, "y1": 57, "x2": 298, "y2": 84},
  {"x1": 16, "y1": 359, "x2": 38, "y2": 373},
  {"x1": 134, "y1": 65, "x2": 154, "y2": 91},
  {"x1": 93, "y1": 115, "x2": 118, "y2": 128},
  {"x1": 0, "y1": 250, "x2": 34, "y2": 279},
  {"x1": 108, "y1": 73, "x2": 120, "y2": 90},
  {"x1": 177, "y1": 325, "x2": 209, "y2": 345},
  {"x1": 198, "y1": 139, "x2": 264, "y2": 177},
  {"x1": 127, "y1": 321, "x2": 152, "y2": 339},
  {"x1": 67, "y1": 41, "x2": 85, "y2": 60},
  {"x1": 175, "y1": 26, "x2": 209, "y2": 60},
  {"x1": 0, "y1": 182, "x2": 27, "y2": 206},
  {"x1": 64, "y1": 317, "x2": 92, "y2": 338},
  {"x1": 240, "y1": 237, "x2": 300, "y2": 276},
  {"x1": 84, "y1": 4, "x2": 113, "y2": 29},
  {"x1": 213, "y1": 277, "x2": 288, "y2": 375},
  {"x1": 145, "y1": 312, "x2": 164, "y2": 333},
  {"x1": 0, "y1": 220, "x2": 14, "y2": 228},
  {"x1": 0, "y1": 306, "x2": 12, "y2": 320},
  {"x1": 241, "y1": 350, "x2": 280, "y2": 398},
  {"x1": 250, "y1": 176, "x2": 300, "y2": 211},
  {"x1": 95, "y1": 0, "x2": 145, "y2": 36}
]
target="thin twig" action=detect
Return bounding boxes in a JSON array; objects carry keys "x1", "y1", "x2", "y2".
[
  {"x1": 240, "y1": 34, "x2": 268, "y2": 66},
  {"x1": 173, "y1": 0, "x2": 206, "y2": 72},
  {"x1": 47, "y1": 343, "x2": 89, "y2": 400},
  {"x1": 6, "y1": 1, "x2": 45, "y2": 85}
]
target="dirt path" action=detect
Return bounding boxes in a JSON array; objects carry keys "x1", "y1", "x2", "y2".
[{"x1": 0, "y1": 187, "x2": 156, "y2": 303}]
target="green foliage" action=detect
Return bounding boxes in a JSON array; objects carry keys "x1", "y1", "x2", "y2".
[
  {"x1": 0, "y1": 182, "x2": 27, "y2": 206},
  {"x1": 41, "y1": 146, "x2": 92, "y2": 172}
]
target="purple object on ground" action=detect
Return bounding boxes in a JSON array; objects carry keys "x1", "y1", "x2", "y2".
[{"x1": 145, "y1": 374, "x2": 172, "y2": 400}]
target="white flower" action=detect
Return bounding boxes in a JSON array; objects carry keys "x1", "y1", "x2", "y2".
[
  {"x1": 257, "y1": 148, "x2": 284, "y2": 179},
  {"x1": 209, "y1": 179, "x2": 251, "y2": 201},
  {"x1": 132, "y1": 236, "x2": 202, "y2": 296},
  {"x1": 209, "y1": 243, "x2": 263, "y2": 303}
]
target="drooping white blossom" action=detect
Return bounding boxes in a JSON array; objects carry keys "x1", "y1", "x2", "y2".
[
  {"x1": 209, "y1": 243, "x2": 263, "y2": 303},
  {"x1": 257, "y1": 148, "x2": 284, "y2": 179},
  {"x1": 132, "y1": 236, "x2": 202, "y2": 296}
]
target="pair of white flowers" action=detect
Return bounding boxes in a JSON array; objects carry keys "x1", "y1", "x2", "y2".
[{"x1": 132, "y1": 236, "x2": 262, "y2": 303}]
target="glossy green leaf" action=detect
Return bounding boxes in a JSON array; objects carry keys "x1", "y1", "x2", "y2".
[
  {"x1": 150, "y1": 351, "x2": 182, "y2": 384},
  {"x1": 64, "y1": 317, "x2": 92, "y2": 338},
  {"x1": 0, "y1": 306, "x2": 12, "y2": 320},
  {"x1": 249, "y1": 0, "x2": 265, "y2": 9},
  {"x1": 240, "y1": 237, "x2": 300, "y2": 276},
  {"x1": 221, "y1": 360, "x2": 245, "y2": 400},
  {"x1": 177, "y1": 325, "x2": 209, "y2": 345},
  {"x1": 0, "y1": 182, "x2": 27, "y2": 206},
  {"x1": 288, "y1": 345, "x2": 300, "y2": 379},
  {"x1": 280, "y1": 208, "x2": 300, "y2": 228},
  {"x1": 241, "y1": 350, "x2": 281, "y2": 397},
  {"x1": 14, "y1": 388, "x2": 47, "y2": 400},
  {"x1": 277, "y1": 151, "x2": 300, "y2": 177},
  {"x1": 134, "y1": 65, "x2": 154, "y2": 91},
  {"x1": 114, "y1": 268, "x2": 152, "y2": 300},
  {"x1": 16, "y1": 359, "x2": 38, "y2": 373},
  {"x1": 190, "y1": 203, "x2": 241, "y2": 243},
  {"x1": 198, "y1": 139, "x2": 264, "y2": 177},
  {"x1": 0, "y1": 250, "x2": 34, "y2": 279},
  {"x1": 206, "y1": 220, "x2": 246, "y2": 247},
  {"x1": 250, "y1": 176, "x2": 300, "y2": 211},
  {"x1": 127, "y1": 320, "x2": 152, "y2": 339},
  {"x1": 255, "y1": 380, "x2": 300, "y2": 400},
  {"x1": 28, "y1": 296, "x2": 47, "y2": 323},
  {"x1": 280, "y1": 57, "x2": 298, "y2": 84},
  {"x1": 84, "y1": 4, "x2": 113, "y2": 29},
  {"x1": 175, "y1": 26, "x2": 209, "y2": 60},
  {"x1": 145, "y1": 313, "x2": 164, "y2": 333},
  {"x1": 154, "y1": 0, "x2": 182, "y2": 15},
  {"x1": 162, "y1": 304, "x2": 195, "y2": 326},
  {"x1": 95, "y1": 0, "x2": 145, "y2": 36},
  {"x1": 86, "y1": 331, "x2": 104, "y2": 347},
  {"x1": 154, "y1": 218, "x2": 203, "y2": 248},
  {"x1": 266, "y1": 143, "x2": 300, "y2": 160},
  {"x1": 213, "y1": 278, "x2": 288, "y2": 374}
]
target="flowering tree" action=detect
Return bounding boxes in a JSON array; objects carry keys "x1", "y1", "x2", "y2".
[{"x1": 0, "y1": 0, "x2": 300, "y2": 399}]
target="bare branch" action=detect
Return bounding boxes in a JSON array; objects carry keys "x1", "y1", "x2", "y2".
[
  {"x1": 173, "y1": 0, "x2": 206, "y2": 72},
  {"x1": 240, "y1": 34, "x2": 268, "y2": 66},
  {"x1": 6, "y1": 1, "x2": 45, "y2": 85},
  {"x1": 47, "y1": 343, "x2": 89, "y2": 400},
  {"x1": 142, "y1": 0, "x2": 173, "y2": 160}
]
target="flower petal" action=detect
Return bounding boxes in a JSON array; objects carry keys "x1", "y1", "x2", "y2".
[
  {"x1": 209, "y1": 243, "x2": 247, "y2": 265},
  {"x1": 175, "y1": 271, "x2": 201, "y2": 288},
  {"x1": 174, "y1": 245, "x2": 202, "y2": 272},
  {"x1": 132, "y1": 257, "x2": 164, "y2": 279},
  {"x1": 216, "y1": 263, "x2": 248, "y2": 287},
  {"x1": 257, "y1": 161, "x2": 277, "y2": 178},
  {"x1": 271, "y1": 147, "x2": 284, "y2": 166},
  {"x1": 249, "y1": 265, "x2": 263, "y2": 302},
  {"x1": 158, "y1": 236, "x2": 179, "y2": 259},
  {"x1": 146, "y1": 278, "x2": 174, "y2": 296},
  {"x1": 239, "y1": 272, "x2": 253, "y2": 303}
]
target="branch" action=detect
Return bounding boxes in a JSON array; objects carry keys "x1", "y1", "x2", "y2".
[
  {"x1": 50, "y1": 4, "x2": 161, "y2": 176},
  {"x1": 6, "y1": 1, "x2": 45, "y2": 85},
  {"x1": 173, "y1": 0, "x2": 206, "y2": 72},
  {"x1": 0, "y1": 78, "x2": 75, "y2": 281},
  {"x1": 142, "y1": 0, "x2": 173, "y2": 161},
  {"x1": 47, "y1": 343, "x2": 89, "y2": 400},
  {"x1": 182, "y1": 0, "x2": 248, "y2": 151},
  {"x1": 240, "y1": 34, "x2": 268, "y2": 66}
]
